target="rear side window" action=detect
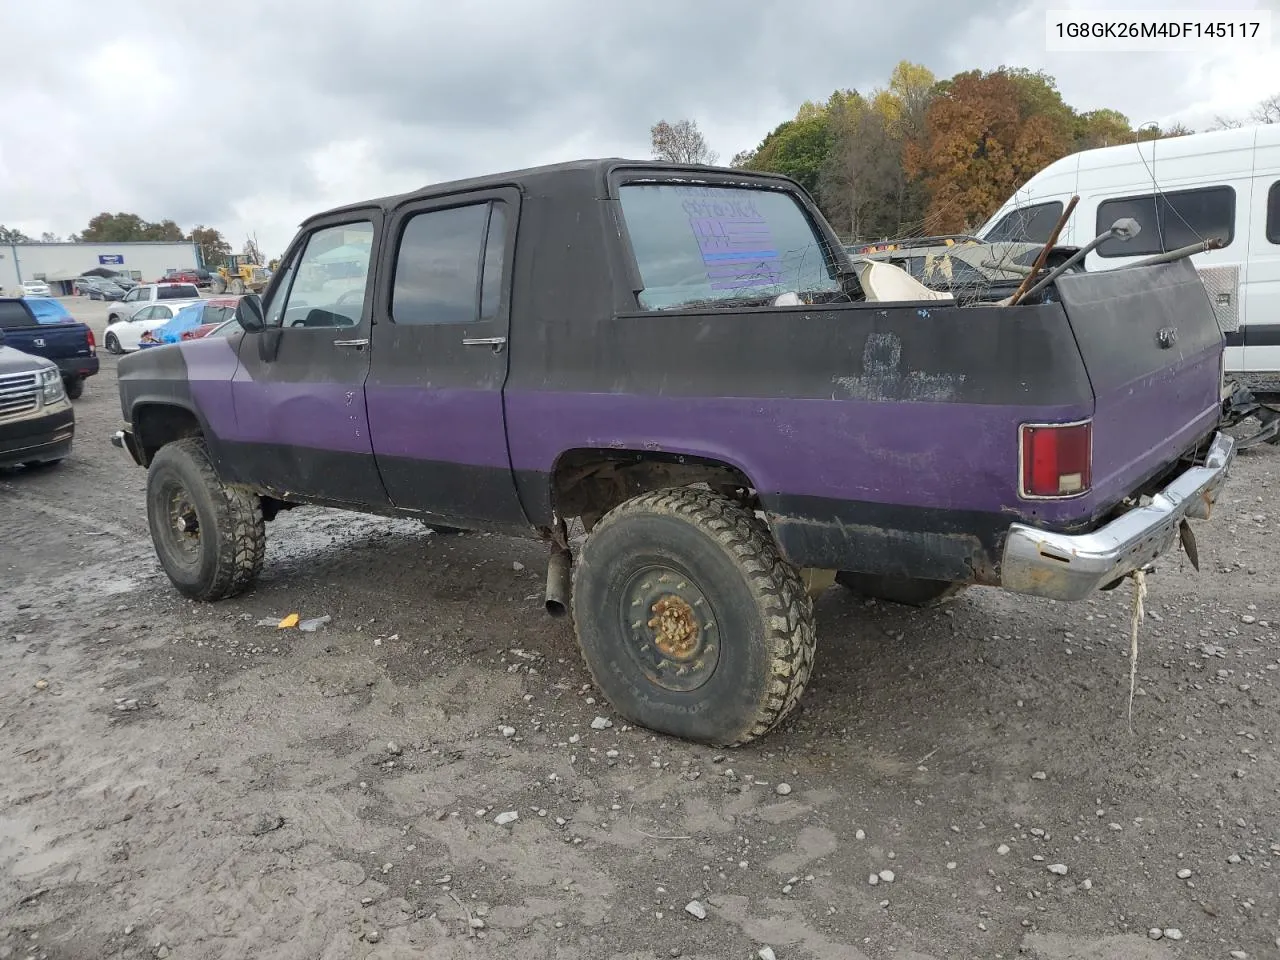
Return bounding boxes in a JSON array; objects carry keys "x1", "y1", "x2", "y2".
[
  {"x1": 204, "y1": 305, "x2": 235, "y2": 326},
  {"x1": 391, "y1": 201, "x2": 507, "y2": 325},
  {"x1": 158, "y1": 284, "x2": 199, "y2": 299},
  {"x1": 0, "y1": 300, "x2": 35, "y2": 329},
  {"x1": 616, "y1": 183, "x2": 840, "y2": 311},
  {"x1": 984, "y1": 201, "x2": 1065, "y2": 243},
  {"x1": 1096, "y1": 186, "x2": 1235, "y2": 257},
  {"x1": 1268, "y1": 180, "x2": 1280, "y2": 245}
]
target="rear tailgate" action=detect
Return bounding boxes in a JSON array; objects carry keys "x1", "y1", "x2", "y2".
[{"x1": 1054, "y1": 258, "x2": 1223, "y2": 516}]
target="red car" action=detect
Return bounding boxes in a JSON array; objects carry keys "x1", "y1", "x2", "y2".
[{"x1": 160, "y1": 269, "x2": 202, "y2": 285}]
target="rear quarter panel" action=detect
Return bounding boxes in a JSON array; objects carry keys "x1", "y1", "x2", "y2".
[{"x1": 505, "y1": 297, "x2": 1099, "y2": 584}]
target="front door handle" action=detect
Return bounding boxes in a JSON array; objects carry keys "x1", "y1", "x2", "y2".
[
  {"x1": 462, "y1": 336, "x2": 507, "y2": 353},
  {"x1": 333, "y1": 338, "x2": 369, "y2": 348}
]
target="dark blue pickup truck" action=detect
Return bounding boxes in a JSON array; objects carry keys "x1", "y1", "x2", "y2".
[{"x1": 0, "y1": 297, "x2": 99, "y2": 399}]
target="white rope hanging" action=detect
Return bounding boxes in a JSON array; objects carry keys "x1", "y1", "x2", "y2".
[{"x1": 1128, "y1": 569, "x2": 1148, "y2": 734}]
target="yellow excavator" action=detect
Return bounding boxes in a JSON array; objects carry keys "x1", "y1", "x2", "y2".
[{"x1": 210, "y1": 254, "x2": 272, "y2": 295}]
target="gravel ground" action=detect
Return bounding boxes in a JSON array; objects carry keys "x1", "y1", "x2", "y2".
[{"x1": 2, "y1": 298, "x2": 1278, "y2": 960}]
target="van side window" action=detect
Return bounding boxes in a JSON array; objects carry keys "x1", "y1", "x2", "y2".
[
  {"x1": 1095, "y1": 186, "x2": 1235, "y2": 257},
  {"x1": 984, "y1": 201, "x2": 1065, "y2": 243},
  {"x1": 1267, "y1": 181, "x2": 1280, "y2": 245}
]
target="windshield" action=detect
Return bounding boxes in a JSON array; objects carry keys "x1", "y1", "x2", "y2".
[{"x1": 617, "y1": 183, "x2": 840, "y2": 310}]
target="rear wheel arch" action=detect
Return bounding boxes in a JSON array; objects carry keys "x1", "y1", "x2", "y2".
[{"x1": 549, "y1": 447, "x2": 761, "y2": 532}]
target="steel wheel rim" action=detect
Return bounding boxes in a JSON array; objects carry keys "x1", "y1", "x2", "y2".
[
  {"x1": 618, "y1": 564, "x2": 720, "y2": 692},
  {"x1": 160, "y1": 478, "x2": 202, "y2": 566}
]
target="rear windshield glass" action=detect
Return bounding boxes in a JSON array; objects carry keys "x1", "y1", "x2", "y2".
[
  {"x1": 617, "y1": 183, "x2": 840, "y2": 310},
  {"x1": 158, "y1": 284, "x2": 199, "y2": 299}
]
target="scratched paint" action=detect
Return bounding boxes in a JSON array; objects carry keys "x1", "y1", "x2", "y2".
[{"x1": 831, "y1": 331, "x2": 966, "y2": 402}]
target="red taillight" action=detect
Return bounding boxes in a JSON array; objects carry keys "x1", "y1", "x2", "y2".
[
  {"x1": 86, "y1": 328, "x2": 96, "y2": 353},
  {"x1": 1019, "y1": 421, "x2": 1092, "y2": 498}
]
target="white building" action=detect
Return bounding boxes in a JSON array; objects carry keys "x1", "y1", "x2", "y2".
[{"x1": 0, "y1": 241, "x2": 201, "y2": 296}]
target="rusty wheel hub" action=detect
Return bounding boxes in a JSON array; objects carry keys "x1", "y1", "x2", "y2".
[
  {"x1": 620, "y1": 565, "x2": 718, "y2": 692},
  {"x1": 649, "y1": 595, "x2": 700, "y2": 659}
]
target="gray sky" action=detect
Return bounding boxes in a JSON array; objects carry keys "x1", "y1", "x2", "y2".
[{"x1": 1, "y1": 0, "x2": 1275, "y2": 257}]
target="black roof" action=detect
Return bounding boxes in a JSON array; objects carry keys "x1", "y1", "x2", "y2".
[{"x1": 303, "y1": 158, "x2": 803, "y2": 227}]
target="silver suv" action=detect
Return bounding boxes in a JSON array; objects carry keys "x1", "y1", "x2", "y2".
[{"x1": 106, "y1": 283, "x2": 202, "y2": 324}]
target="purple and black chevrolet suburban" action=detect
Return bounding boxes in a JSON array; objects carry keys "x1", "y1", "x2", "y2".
[{"x1": 112, "y1": 159, "x2": 1235, "y2": 746}]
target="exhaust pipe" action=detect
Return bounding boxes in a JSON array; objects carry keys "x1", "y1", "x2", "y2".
[{"x1": 545, "y1": 543, "x2": 572, "y2": 617}]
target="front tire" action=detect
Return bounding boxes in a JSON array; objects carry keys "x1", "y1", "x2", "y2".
[
  {"x1": 146, "y1": 437, "x2": 265, "y2": 601},
  {"x1": 105, "y1": 333, "x2": 122, "y2": 355},
  {"x1": 835, "y1": 571, "x2": 967, "y2": 608},
  {"x1": 572, "y1": 487, "x2": 817, "y2": 746}
]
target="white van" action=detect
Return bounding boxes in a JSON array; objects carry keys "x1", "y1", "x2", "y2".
[{"x1": 977, "y1": 125, "x2": 1280, "y2": 397}]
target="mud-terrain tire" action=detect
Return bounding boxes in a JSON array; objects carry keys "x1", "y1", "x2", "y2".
[
  {"x1": 64, "y1": 377, "x2": 84, "y2": 400},
  {"x1": 571, "y1": 487, "x2": 817, "y2": 746},
  {"x1": 835, "y1": 571, "x2": 966, "y2": 608},
  {"x1": 146, "y1": 437, "x2": 265, "y2": 601}
]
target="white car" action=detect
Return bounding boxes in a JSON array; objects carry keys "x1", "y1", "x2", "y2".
[
  {"x1": 20, "y1": 280, "x2": 50, "y2": 297},
  {"x1": 103, "y1": 300, "x2": 201, "y2": 354}
]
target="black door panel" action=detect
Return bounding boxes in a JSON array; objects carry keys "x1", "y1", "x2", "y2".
[{"x1": 368, "y1": 187, "x2": 527, "y2": 528}]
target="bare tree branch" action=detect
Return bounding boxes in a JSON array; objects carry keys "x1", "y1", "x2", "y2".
[{"x1": 650, "y1": 119, "x2": 719, "y2": 165}]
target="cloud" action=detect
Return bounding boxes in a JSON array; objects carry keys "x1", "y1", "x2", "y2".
[{"x1": 0, "y1": 0, "x2": 1273, "y2": 255}]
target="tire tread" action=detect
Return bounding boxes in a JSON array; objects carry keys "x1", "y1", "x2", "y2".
[
  {"x1": 150, "y1": 437, "x2": 264, "y2": 600},
  {"x1": 573, "y1": 486, "x2": 817, "y2": 746}
]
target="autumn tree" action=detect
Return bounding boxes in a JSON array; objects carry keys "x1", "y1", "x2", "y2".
[
  {"x1": 650, "y1": 119, "x2": 719, "y2": 164},
  {"x1": 191, "y1": 225, "x2": 232, "y2": 267},
  {"x1": 0, "y1": 225, "x2": 32, "y2": 243},
  {"x1": 907, "y1": 68, "x2": 1073, "y2": 233},
  {"x1": 821, "y1": 92, "x2": 899, "y2": 240}
]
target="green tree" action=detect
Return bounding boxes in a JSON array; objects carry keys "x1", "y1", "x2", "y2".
[
  {"x1": 190, "y1": 225, "x2": 232, "y2": 267},
  {"x1": 1075, "y1": 108, "x2": 1133, "y2": 149},
  {"x1": 142, "y1": 219, "x2": 185, "y2": 241},
  {"x1": 0, "y1": 225, "x2": 32, "y2": 243},
  {"x1": 78, "y1": 212, "x2": 186, "y2": 242},
  {"x1": 743, "y1": 113, "x2": 832, "y2": 196},
  {"x1": 78, "y1": 212, "x2": 148, "y2": 242}
]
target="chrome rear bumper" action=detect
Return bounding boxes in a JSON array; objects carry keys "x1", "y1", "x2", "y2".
[{"x1": 1001, "y1": 432, "x2": 1236, "y2": 601}]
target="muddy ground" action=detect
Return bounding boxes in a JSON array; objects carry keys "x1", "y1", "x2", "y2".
[{"x1": 2, "y1": 301, "x2": 1279, "y2": 960}]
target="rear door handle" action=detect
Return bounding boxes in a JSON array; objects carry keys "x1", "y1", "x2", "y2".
[{"x1": 333, "y1": 338, "x2": 369, "y2": 347}]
